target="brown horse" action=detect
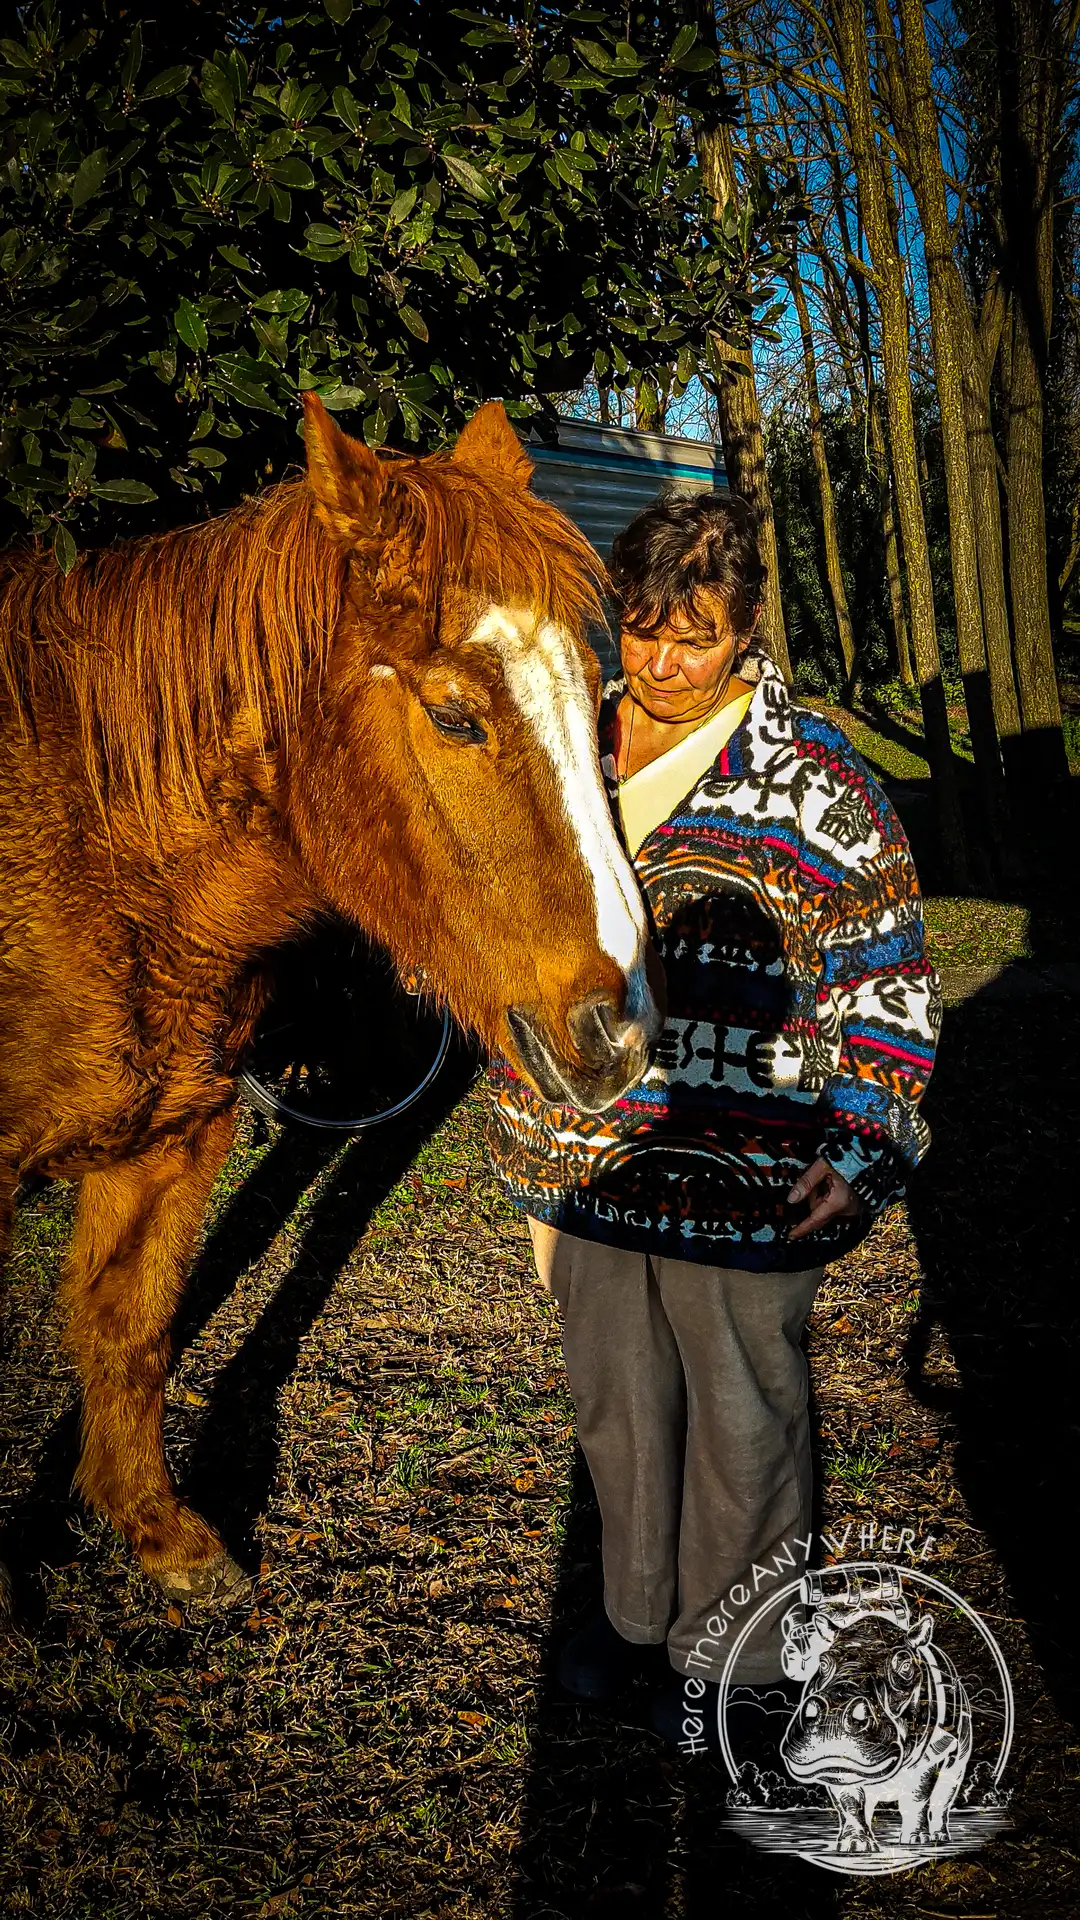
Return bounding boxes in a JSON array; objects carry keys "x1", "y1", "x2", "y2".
[{"x1": 0, "y1": 394, "x2": 659, "y2": 1609}]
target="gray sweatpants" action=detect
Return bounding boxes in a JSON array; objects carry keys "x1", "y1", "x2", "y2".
[{"x1": 530, "y1": 1220, "x2": 823, "y2": 1683}]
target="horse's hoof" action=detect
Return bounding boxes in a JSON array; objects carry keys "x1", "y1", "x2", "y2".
[{"x1": 153, "y1": 1551, "x2": 251, "y2": 1607}]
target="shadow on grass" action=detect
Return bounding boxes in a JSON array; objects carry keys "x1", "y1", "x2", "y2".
[
  {"x1": 903, "y1": 977, "x2": 1080, "y2": 1728},
  {"x1": 855, "y1": 695, "x2": 973, "y2": 779},
  {"x1": 510, "y1": 1448, "x2": 680, "y2": 1920},
  {"x1": 511, "y1": 1449, "x2": 841, "y2": 1917},
  {"x1": 182, "y1": 1032, "x2": 481, "y2": 1565},
  {"x1": 1, "y1": 1033, "x2": 480, "y2": 1604}
]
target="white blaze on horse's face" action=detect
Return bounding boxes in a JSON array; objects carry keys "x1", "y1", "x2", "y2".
[{"x1": 465, "y1": 604, "x2": 657, "y2": 1049}]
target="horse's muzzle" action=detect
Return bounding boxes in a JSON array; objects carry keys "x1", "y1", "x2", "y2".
[{"x1": 506, "y1": 988, "x2": 659, "y2": 1114}]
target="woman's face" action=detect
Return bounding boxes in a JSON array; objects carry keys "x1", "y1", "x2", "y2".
[{"x1": 620, "y1": 592, "x2": 741, "y2": 725}]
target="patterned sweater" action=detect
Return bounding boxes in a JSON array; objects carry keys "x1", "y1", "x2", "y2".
[{"x1": 486, "y1": 648, "x2": 942, "y2": 1272}]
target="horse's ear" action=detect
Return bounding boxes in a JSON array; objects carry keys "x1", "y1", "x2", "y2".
[
  {"x1": 452, "y1": 401, "x2": 533, "y2": 487},
  {"x1": 303, "y1": 392, "x2": 402, "y2": 545}
]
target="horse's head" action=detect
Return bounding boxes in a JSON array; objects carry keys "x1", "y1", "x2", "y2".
[{"x1": 290, "y1": 393, "x2": 661, "y2": 1112}]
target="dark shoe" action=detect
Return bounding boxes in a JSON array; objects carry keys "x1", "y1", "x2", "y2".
[
  {"x1": 650, "y1": 1670, "x2": 803, "y2": 1756},
  {"x1": 650, "y1": 1670, "x2": 723, "y2": 1751},
  {"x1": 557, "y1": 1608, "x2": 666, "y2": 1701}
]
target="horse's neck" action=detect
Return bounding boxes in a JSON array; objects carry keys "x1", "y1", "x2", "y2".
[{"x1": 163, "y1": 827, "x2": 322, "y2": 963}]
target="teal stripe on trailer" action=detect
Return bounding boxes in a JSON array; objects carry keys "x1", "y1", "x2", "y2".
[{"x1": 529, "y1": 446, "x2": 721, "y2": 482}]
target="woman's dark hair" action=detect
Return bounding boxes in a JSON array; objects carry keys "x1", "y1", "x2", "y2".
[{"x1": 608, "y1": 489, "x2": 766, "y2": 644}]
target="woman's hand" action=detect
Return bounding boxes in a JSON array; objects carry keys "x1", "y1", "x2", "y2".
[{"x1": 786, "y1": 1159, "x2": 862, "y2": 1241}]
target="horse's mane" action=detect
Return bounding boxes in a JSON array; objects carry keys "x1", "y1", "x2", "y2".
[
  {"x1": 0, "y1": 480, "x2": 343, "y2": 846},
  {"x1": 0, "y1": 456, "x2": 603, "y2": 850}
]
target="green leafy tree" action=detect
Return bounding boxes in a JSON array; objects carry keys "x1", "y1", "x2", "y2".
[
  {"x1": 767, "y1": 390, "x2": 958, "y2": 701},
  {"x1": 0, "y1": 1, "x2": 778, "y2": 569}
]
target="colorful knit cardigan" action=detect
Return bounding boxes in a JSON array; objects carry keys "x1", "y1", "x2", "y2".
[{"x1": 486, "y1": 648, "x2": 943, "y2": 1272}]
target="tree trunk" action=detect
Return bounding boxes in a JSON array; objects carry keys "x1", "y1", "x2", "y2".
[
  {"x1": 832, "y1": 0, "x2": 972, "y2": 888},
  {"x1": 696, "y1": 120, "x2": 792, "y2": 681},
  {"x1": 994, "y1": 0, "x2": 1068, "y2": 784},
  {"x1": 816, "y1": 257, "x2": 866, "y2": 419},
  {"x1": 635, "y1": 378, "x2": 664, "y2": 432},
  {"x1": 709, "y1": 343, "x2": 792, "y2": 679},
  {"x1": 1004, "y1": 296, "x2": 1067, "y2": 771},
  {"x1": 962, "y1": 278, "x2": 1023, "y2": 755},
  {"x1": 820, "y1": 115, "x2": 915, "y2": 693},
  {"x1": 845, "y1": 197, "x2": 915, "y2": 692},
  {"x1": 790, "y1": 268, "x2": 858, "y2": 695},
  {"x1": 891, "y1": 0, "x2": 1016, "y2": 882},
  {"x1": 916, "y1": 415, "x2": 931, "y2": 494},
  {"x1": 869, "y1": 388, "x2": 915, "y2": 688}
]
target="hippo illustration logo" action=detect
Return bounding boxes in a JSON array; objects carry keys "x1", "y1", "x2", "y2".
[
  {"x1": 716, "y1": 1562, "x2": 1013, "y2": 1876},
  {"x1": 779, "y1": 1586, "x2": 973, "y2": 1854}
]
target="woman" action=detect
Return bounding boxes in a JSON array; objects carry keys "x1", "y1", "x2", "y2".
[{"x1": 486, "y1": 490, "x2": 941, "y2": 1745}]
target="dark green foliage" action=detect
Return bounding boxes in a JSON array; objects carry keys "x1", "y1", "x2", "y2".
[
  {"x1": 0, "y1": 0, "x2": 780, "y2": 567},
  {"x1": 768, "y1": 409, "x2": 883, "y2": 695},
  {"x1": 768, "y1": 394, "x2": 959, "y2": 695}
]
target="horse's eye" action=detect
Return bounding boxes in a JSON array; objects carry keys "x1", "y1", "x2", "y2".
[{"x1": 425, "y1": 705, "x2": 487, "y2": 746}]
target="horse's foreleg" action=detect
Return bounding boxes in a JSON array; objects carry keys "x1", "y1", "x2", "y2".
[{"x1": 60, "y1": 1106, "x2": 243, "y2": 1601}]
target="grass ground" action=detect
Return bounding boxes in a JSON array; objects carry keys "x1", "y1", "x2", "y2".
[
  {"x1": 804, "y1": 680, "x2": 1080, "y2": 786},
  {"x1": 2, "y1": 702, "x2": 1077, "y2": 1916},
  {"x1": 2, "y1": 976, "x2": 1079, "y2": 1918}
]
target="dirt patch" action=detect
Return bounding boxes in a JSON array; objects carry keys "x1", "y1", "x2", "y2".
[{"x1": 1, "y1": 1000, "x2": 1078, "y2": 1917}]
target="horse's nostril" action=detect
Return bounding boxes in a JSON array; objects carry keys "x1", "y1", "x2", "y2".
[
  {"x1": 507, "y1": 998, "x2": 652, "y2": 1112},
  {"x1": 593, "y1": 997, "x2": 622, "y2": 1046},
  {"x1": 567, "y1": 993, "x2": 644, "y2": 1067}
]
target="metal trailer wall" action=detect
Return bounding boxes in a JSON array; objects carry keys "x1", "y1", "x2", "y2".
[{"x1": 527, "y1": 416, "x2": 728, "y2": 675}]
